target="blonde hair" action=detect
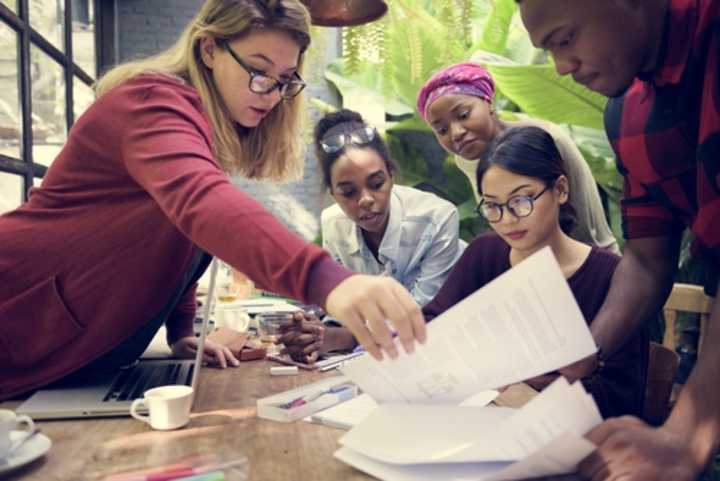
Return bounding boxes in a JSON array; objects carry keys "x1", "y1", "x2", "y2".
[{"x1": 95, "y1": 0, "x2": 311, "y2": 181}]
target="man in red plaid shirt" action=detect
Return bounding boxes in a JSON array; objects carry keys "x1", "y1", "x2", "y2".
[{"x1": 517, "y1": 0, "x2": 719, "y2": 479}]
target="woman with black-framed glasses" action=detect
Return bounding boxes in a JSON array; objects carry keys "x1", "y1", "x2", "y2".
[
  {"x1": 423, "y1": 126, "x2": 648, "y2": 419},
  {"x1": 0, "y1": 0, "x2": 427, "y2": 400}
]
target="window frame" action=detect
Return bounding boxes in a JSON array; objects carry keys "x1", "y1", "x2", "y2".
[{"x1": 0, "y1": 0, "x2": 108, "y2": 203}]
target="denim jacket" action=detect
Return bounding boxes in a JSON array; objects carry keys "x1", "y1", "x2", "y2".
[{"x1": 321, "y1": 185, "x2": 466, "y2": 307}]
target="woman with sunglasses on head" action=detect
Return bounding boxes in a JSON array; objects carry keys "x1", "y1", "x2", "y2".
[
  {"x1": 318, "y1": 109, "x2": 466, "y2": 307},
  {"x1": 417, "y1": 62, "x2": 619, "y2": 254},
  {"x1": 422, "y1": 126, "x2": 647, "y2": 418},
  {"x1": 277, "y1": 109, "x2": 465, "y2": 361},
  {"x1": 0, "y1": 0, "x2": 426, "y2": 400}
]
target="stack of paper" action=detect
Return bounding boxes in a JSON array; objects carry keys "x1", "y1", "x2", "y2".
[
  {"x1": 333, "y1": 248, "x2": 601, "y2": 479},
  {"x1": 341, "y1": 247, "x2": 597, "y2": 404},
  {"x1": 335, "y1": 378, "x2": 601, "y2": 480},
  {"x1": 309, "y1": 389, "x2": 500, "y2": 430}
]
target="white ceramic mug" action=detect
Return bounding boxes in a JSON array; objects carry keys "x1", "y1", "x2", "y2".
[
  {"x1": 0, "y1": 409, "x2": 35, "y2": 458},
  {"x1": 130, "y1": 385, "x2": 193, "y2": 430},
  {"x1": 214, "y1": 303, "x2": 251, "y2": 332}
]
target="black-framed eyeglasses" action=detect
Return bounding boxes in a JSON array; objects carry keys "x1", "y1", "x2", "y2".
[
  {"x1": 221, "y1": 41, "x2": 306, "y2": 100},
  {"x1": 320, "y1": 126, "x2": 376, "y2": 153},
  {"x1": 476, "y1": 186, "x2": 550, "y2": 223}
]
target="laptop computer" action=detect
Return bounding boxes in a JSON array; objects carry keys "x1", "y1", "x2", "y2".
[{"x1": 16, "y1": 258, "x2": 219, "y2": 420}]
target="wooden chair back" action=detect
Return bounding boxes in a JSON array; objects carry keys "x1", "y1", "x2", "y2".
[{"x1": 662, "y1": 283, "x2": 714, "y2": 354}]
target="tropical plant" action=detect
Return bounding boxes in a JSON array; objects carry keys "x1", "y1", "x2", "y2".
[{"x1": 321, "y1": 0, "x2": 623, "y2": 244}]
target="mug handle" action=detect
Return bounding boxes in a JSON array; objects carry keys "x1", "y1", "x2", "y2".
[
  {"x1": 8, "y1": 415, "x2": 36, "y2": 452},
  {"x1": 130, "y1": 399, "x2": 150, "y2": 424},
  {"x1": 15, "y1": 415, "x2": 34, "y2": 434}
]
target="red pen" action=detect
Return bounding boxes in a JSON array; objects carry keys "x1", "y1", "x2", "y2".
[{"x1": 105, "y1": 458, "x2": 247, "y2": 481}]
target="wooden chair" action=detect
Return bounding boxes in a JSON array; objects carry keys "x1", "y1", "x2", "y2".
[
  {"x1": 643, "y1": 283, "x2": 716, "y2": 425},
  {"x1": 642, "y1": 341, "x2": 680, "y2": 425},
  {"x1": 662, "y1": 283, "x2": 714, "y2": 354}
]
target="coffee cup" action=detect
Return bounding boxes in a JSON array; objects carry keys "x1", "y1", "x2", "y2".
[
  {"x1": 130, "y1": 385, "x2": 193, "y2": 430},
  {"x1": 0, "y1": 410, "x2": 35, "y2": 458}
]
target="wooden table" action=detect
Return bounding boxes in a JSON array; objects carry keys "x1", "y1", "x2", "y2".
[{"x1": 1, "y1": 361, "x2": 542, "y2": 481}]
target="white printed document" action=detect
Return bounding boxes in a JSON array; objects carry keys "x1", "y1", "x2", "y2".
[
  {"x1": 341, "y1": 247, "x2": 597, "y2": 404},
  {"x1": 335, "y1": 378, "x2": 601, "y2": 481}
]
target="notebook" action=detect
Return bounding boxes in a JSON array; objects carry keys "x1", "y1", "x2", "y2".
[{"x1": 16, "y1": 259, "x2": 219, "y2": 420}]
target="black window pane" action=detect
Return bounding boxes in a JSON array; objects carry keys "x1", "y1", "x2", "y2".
[
  {"x1": 0, "y1": 22, "x2": 21, "y2": 160},
  {"x1": 31, "y1": 44, "x2": 66, "y2": 167},
  {"x1": 30, "y1": 0, "x2": 65, "y2": 52},
  {"x1": 72, "y1": 0, "x2": 95, "y2": 76}
]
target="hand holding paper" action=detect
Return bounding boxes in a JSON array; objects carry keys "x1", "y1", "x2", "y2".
[{"x1": 341, "y1": 247, "x2": 597, "y2": 404}]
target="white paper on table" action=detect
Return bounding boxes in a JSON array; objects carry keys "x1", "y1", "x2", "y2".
[
  {"x1": 334, "y1": 446, "x2": 512, "y2": 481},
  {"x1": 338, "y1": 405, "x2": 521, "y2": 464},
  {"x1": 341, "y1": 247, "x2": 597, "y2": 404},
  {"x1": 308, "y1": 389, "x2": 499, "y2": 431},
  {"x1": 487, "y1": 431, "x2": 596, "y2": 481}
]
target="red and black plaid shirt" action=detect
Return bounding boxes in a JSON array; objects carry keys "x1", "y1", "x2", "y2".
[{"x1": 605, "y1": 0, "x2": 720, "y2": 269}]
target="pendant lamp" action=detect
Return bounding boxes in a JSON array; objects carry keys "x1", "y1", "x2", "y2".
[{"x1": 300, "y1": 0, "x2": 388, "y2": 27}]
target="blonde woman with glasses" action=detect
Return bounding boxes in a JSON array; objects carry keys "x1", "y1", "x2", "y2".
[{"x1": 0, "y1": 0, "x2": 425, "y2": 400}]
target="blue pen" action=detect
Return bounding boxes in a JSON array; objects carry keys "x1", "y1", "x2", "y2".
[{"x1": 280, "y1": 382, "x2": 355, "y2": 409}]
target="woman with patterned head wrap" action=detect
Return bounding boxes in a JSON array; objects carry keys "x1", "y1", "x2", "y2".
[{"x1": 417, "y1": 62, "x2": 618, "y2": 253}]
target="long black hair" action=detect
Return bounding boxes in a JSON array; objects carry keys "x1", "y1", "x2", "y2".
[
  {"x1": 314, "y1": 109, "x2": 396, "y2": 188},
  {"x1": 477, "y1": 126, "x2": 577, "y2": 234}
]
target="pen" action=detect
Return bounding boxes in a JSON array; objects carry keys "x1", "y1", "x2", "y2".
[
  {"x1": 106, "y1": 458, "x2": 247, "y2": 481},
  {"x1": 280, "y1": 382, "x2": 355, "y2": 409},
  {"x1": 105, "y1": 464, "x2": 193, "y2": 481},
  {"x1": 105, "y1": 455, "x2": 213, "y2": 481}
]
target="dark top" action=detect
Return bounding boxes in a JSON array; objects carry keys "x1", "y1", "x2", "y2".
[
  {"x1": 423, "y1": 233, "x2": 648, "y2": 418},
  {"x1": 605, "y1": 0, "x2": 720, "y2": 277}
]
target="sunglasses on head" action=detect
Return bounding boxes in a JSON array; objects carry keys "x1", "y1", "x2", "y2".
[{"x1": 320, "y1": 126, "x2": 376, "y2": 154}]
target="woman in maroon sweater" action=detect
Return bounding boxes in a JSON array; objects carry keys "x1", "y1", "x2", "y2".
[
  {"x1": 0, "y1": 0, "x2": 425, "y2": 400},
  {"x1": 423, "y1": 126, "x2": 648, "y2": 418}
]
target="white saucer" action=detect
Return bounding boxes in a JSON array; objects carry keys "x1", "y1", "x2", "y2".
[{"x1": 0, "y1": 430, "x2": 52, "y2": 474}]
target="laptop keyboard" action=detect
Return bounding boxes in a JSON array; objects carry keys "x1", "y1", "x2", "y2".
[{"x1": 102, "y1": 361, "x2": 194, "y2": 402}]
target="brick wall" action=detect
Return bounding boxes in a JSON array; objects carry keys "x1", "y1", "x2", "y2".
[
  {"x1": 117, "y1": 0, "x2": 202, "y2": 62},
  {"x1": 116, "y1": 1, "x2": 339, "y2": 241}
]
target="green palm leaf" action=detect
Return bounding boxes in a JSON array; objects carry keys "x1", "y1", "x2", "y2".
[
  {"x1": 475, "y1": 54, "x2": 608, "y2": 130},
  {"x1": 476, "y1": 0, "x2": 517, "y2": 54}
]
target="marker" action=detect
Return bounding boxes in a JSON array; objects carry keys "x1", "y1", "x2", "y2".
[{"x1": 105, "y1": 458, "x2": 246, "y2": 481}]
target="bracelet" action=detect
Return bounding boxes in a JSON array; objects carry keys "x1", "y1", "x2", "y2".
[{"x1": 595, "y1": 346, "x2": 607, "y2": 372}]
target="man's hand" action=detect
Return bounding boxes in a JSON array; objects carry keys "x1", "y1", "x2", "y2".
[
  {"x1": 578, "y1": 416, "x2": 703, "y2": 481},
  {"x1": 277, "y1": 311, "x2": 325, "y2": 364},
  {"x1": 170, "y1": 336, "x2": 240, "y2": 368}
]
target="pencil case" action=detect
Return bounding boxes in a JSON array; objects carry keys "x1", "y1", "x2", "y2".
[{"x1": 256, "y1": 376, "x2": 358, "y2": 423}]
